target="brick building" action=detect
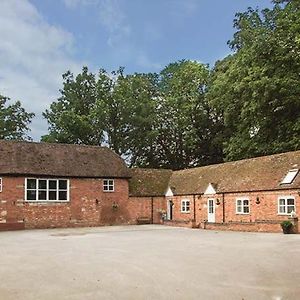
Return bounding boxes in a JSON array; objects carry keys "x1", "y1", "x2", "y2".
[
  {"x1": 1, "y1": 140, "x2": 299, "y2": 232},
  {"x1": 129, "y1": 151, "x2": 300, "y2": 232},
  {"x1": 0, "y1": 140, "x2": 131, "y2": 230}
]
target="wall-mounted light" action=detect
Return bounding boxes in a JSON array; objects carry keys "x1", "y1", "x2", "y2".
[
  {"x1": 216, "y1": 198, "x2": 220, "y2": 205},
  {"x1": 256, "y1": 196, "x2": 260, "y2": 204}
]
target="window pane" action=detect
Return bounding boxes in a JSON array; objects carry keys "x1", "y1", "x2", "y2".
[
  {"x1": 27, "y1": 179, "x2": 36, "y2": 189},
  {"x1": 59, "y1": 180, "x2": 67, "y2": 190},
  {"x1": 237, "y1": 206, "x2": 242, "y2": 213},
  {"x1": 59, "y1": 191, "x2": 67, "y2": 201},
  {"x1": 279, "y1": 199, "x2": 285, "y2": 205},
  {"x1": 38, "y1": 191, "x2": 47, "y2": 200},
  {"x1": 237, "y1": 200, "x2": 242, "y2": 206},
  {"x1": 109, "y1": 185, "x2": 114, "y2": 191},
  {"x1": 244, "y1": 206, "x2": 249, "y2": 213},
  {"x1": 287, "y1": 198, "x2": 294, "y2": 205},
  {"x1": 49, "y1": 180, "x2": 57, "y2": 190},
  {"x1": 39, "y1": 180, "x2": 47, "y2": 189},
  {"x1": 27, "y1": 190, "x2": 36, "y2": 200},
  {"x1": 279, "y1": 206, "x2": 285, "y2": 213},
  {"x1": 243, "y1": 200, "x2": 249, "y2": 206},
  {"x1": 49, "y1": 191, "x2": 57, "y2": 200},
  {"x1": 287, "y1": 206, "x2": 295, "y2": 213}
]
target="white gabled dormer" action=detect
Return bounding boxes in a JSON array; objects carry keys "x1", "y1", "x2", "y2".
[
  {"x1": 204, "y1": 183, "x2": 217, "y2": 195},
  {"x1": 165, "y1": 186, "x2": 174, "y2": 197}
]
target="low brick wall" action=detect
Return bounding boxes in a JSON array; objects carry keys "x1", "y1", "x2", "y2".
[
  {"x1": 163, "y1": 219, "x2": 194, "y2": 228},
  {"x1": 201, "y1": 220, "x2": 298, "y2": 233}
]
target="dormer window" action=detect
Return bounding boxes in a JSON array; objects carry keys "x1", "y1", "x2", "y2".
[{"x1": 281, "y1": 169, "x2": 299, "y2": 184}]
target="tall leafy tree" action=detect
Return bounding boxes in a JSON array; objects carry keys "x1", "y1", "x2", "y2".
[
  {"x1": 154, "y1": 60, "x2": 223, "y2": 169},
  {"x1": 96, "y1": 68, "x2": 159, "y2": 166},
  {"x1": 208, "y1": 0, "x2": 300, "y2": 161},
  {"x1": 0, "y1": 94, "x2": 34, "y2": 140},
  {"x1": 42, "y1": 67, "x2": 102, "y2": 145}
]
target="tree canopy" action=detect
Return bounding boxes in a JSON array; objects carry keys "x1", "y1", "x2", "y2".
[
  {"x1": 0, "y1": 94, "x2": 34, "y2": 140},
  {"x1": 43, "y1": 0, "x2": 300, "y2": 168},
  {"x1": 208, "y1": 0, "x2": 300, "y2": 160}
]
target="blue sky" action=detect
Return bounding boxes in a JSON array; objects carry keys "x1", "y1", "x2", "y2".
[{"x1": 0, "y1": 0, "x2": 273, "y2": 140}]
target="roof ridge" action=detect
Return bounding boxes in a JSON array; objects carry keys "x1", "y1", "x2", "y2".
[
  {"x1": 173, "y1": 150, "x2": 300, "y2": 174},
  {"x1": 0, "y1": 139, "x2": 109, "y2": 150}
]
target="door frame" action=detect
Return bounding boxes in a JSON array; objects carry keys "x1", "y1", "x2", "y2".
[
  {"x1": 207, "y1": 198, "x2": 215, "y2": 223},
  {"x1": 167, "y1": 199, "x2": 173, "y2": 221}
]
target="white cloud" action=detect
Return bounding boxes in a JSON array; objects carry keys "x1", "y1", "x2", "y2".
[
  {"x1": 63, "y1": 0, "x2": 131, "y2": 48},
  {"x1": 0, "y1": 0, "x2": 83, "y2": 140},
  {"x1": 136, "y1": 54, "x2": 162, "y2": 70},
  {"x1": 63, "y1": 0, "x2": 98, "y2": 9}
]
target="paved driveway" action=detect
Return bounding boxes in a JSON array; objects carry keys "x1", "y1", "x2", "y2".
[{"x1": 0, "y1": 225, "x2": 299, "y2": 300}]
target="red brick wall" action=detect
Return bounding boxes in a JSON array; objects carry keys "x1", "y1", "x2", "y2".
[
  {"x1": 166, "y1": 195, "x2": 195, "y2": 222},
  {"x1": 168, "y1": 190, "x2": 300, "y2": 232},
  {"x1": 0, "y1": 176, "x2": 131, "y2": 230},
  {"x1": 127, "y1": 196, "x2": 166, "y2": 224}
]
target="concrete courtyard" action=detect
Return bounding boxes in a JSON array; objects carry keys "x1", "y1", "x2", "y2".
[{"x1": 0, "y1": 225, "x2": 299, "y2": 300}]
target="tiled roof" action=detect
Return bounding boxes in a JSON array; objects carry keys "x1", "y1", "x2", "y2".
[
  {"x1": 129, "y1": 150, "x2": 300, "y2": 196},
  {"x1": 0, "y1": 140, "x2": 130, "y2": 178},
  {"x1": 170, "y1": 151, "x2": 300, "y2": 195},
  {"x1": 129, "y1": 168, "x2": 172, "y2": 197}
]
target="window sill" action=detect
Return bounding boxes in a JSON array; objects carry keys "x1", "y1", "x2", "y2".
[
  {"x1": 181, "y1": 211, "x2": 190, "y2": 214},
  {"x1": 235, "y1": 213, "x2": 250, "y2": 215},
  {"x1": 25, "y1": 200, "x2": 70, "y2": 203},
  {"x1": 103, "y1": 190, "x2": 115, "y2": 193},
  {"x1": 277, "y1": 213, "x2": 294, "y2": 216}
]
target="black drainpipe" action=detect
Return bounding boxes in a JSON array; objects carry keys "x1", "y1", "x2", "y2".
[
  {"x1": 222, "y1": 193, "x2": 225, "y2": 223},
  {"x1": 193, "y1": 194, "x2": 196, "y2": 222},
  {"x1": 151, "y1": 197, "x2": 154, "y2": 224}
]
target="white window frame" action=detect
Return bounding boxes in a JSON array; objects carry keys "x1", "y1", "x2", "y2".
[
  {"x1": 236, "y1": 198, "x2": 250, "y2": 214},
  {"x1": 278, "y1": 196, "x2": 295, "y2": 215},
  {"x1": 181, "y1": 199, "x2": 190, "y2": 213},
  {"x1": 25, "y1": 178, "x2": 70, "y2": 202},
  {"x1": 0, "y1": 177, "x2": 2, "y2": 192},
  {"x1": 103, "y1": 179, "x2": 114, "y2": 192}
]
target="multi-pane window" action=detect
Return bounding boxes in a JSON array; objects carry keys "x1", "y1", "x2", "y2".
[
  {"x1": 181, "y1": 199, "x2": 190, "y2": 213},
  {"x1": 278, "y1": 197, "x2": 295, "y2": 215},
  {"x1": 25, "y1": 178, "x2": 69, "y2": 201},
  {"x1": 103, "y1": 179, "x2": 114, "y2": 192},
  {"x1": 0, "y1": 177, "x2": 2, "y2": 192},
  {"x1": 236, "y1": 199, "x2": 250, "y2": 214}
]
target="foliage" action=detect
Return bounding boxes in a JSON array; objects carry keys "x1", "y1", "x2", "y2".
[
  {"x1": 208, "y1": 0, "x2": 300, "y2": 161},
  {"x1": 43, "y1": 0, "x2": 300, "y2": 168},
  {"x1": 154, "y1": 60, "x2": 223, "y2": 169},
  {"x1": 0, "y1": 94, "x2": 34, "y2": 140},
  {"x1": 281, "y1": 220, "x2": 293, "y2": 233},
  {"x1": 42, "y1": 67, "x2": 102, "y2": 145}
]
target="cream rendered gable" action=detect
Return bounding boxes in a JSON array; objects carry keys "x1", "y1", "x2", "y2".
[
  {"x1": 165, "y1": 186, "x2": 174, "y2": 197},
  {"x1": 204, "y1": 183, "x2": 217, "y2": 195}
]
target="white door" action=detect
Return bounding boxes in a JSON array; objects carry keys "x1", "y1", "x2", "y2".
[{"x1": 207, "y1": 199, "x2": 215, "y2": 223}]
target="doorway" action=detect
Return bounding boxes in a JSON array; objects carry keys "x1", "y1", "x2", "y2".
[
  {"x1": 167, "y1": 200, "x2": 173, "y2": 221},
  {"x1": 207, "y1": 198, "x2": 215, "y2": 223}
]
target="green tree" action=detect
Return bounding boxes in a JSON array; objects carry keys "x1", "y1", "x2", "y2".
[
  {"x1": 96, "y1": 68, "x2": 159, "y2": 166},
  {"x1": 154, "y1": 60, "x2": 223, "y2": 169},
  {"x1": 0, "y1": 94, "x2": 34, "y2": 140},
  {"x1": 208, "y1": 0, "x2": 300, "y2": 161},
  {"x1": 42, "y1": 67, "x2": 102, "y2": 144}
]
